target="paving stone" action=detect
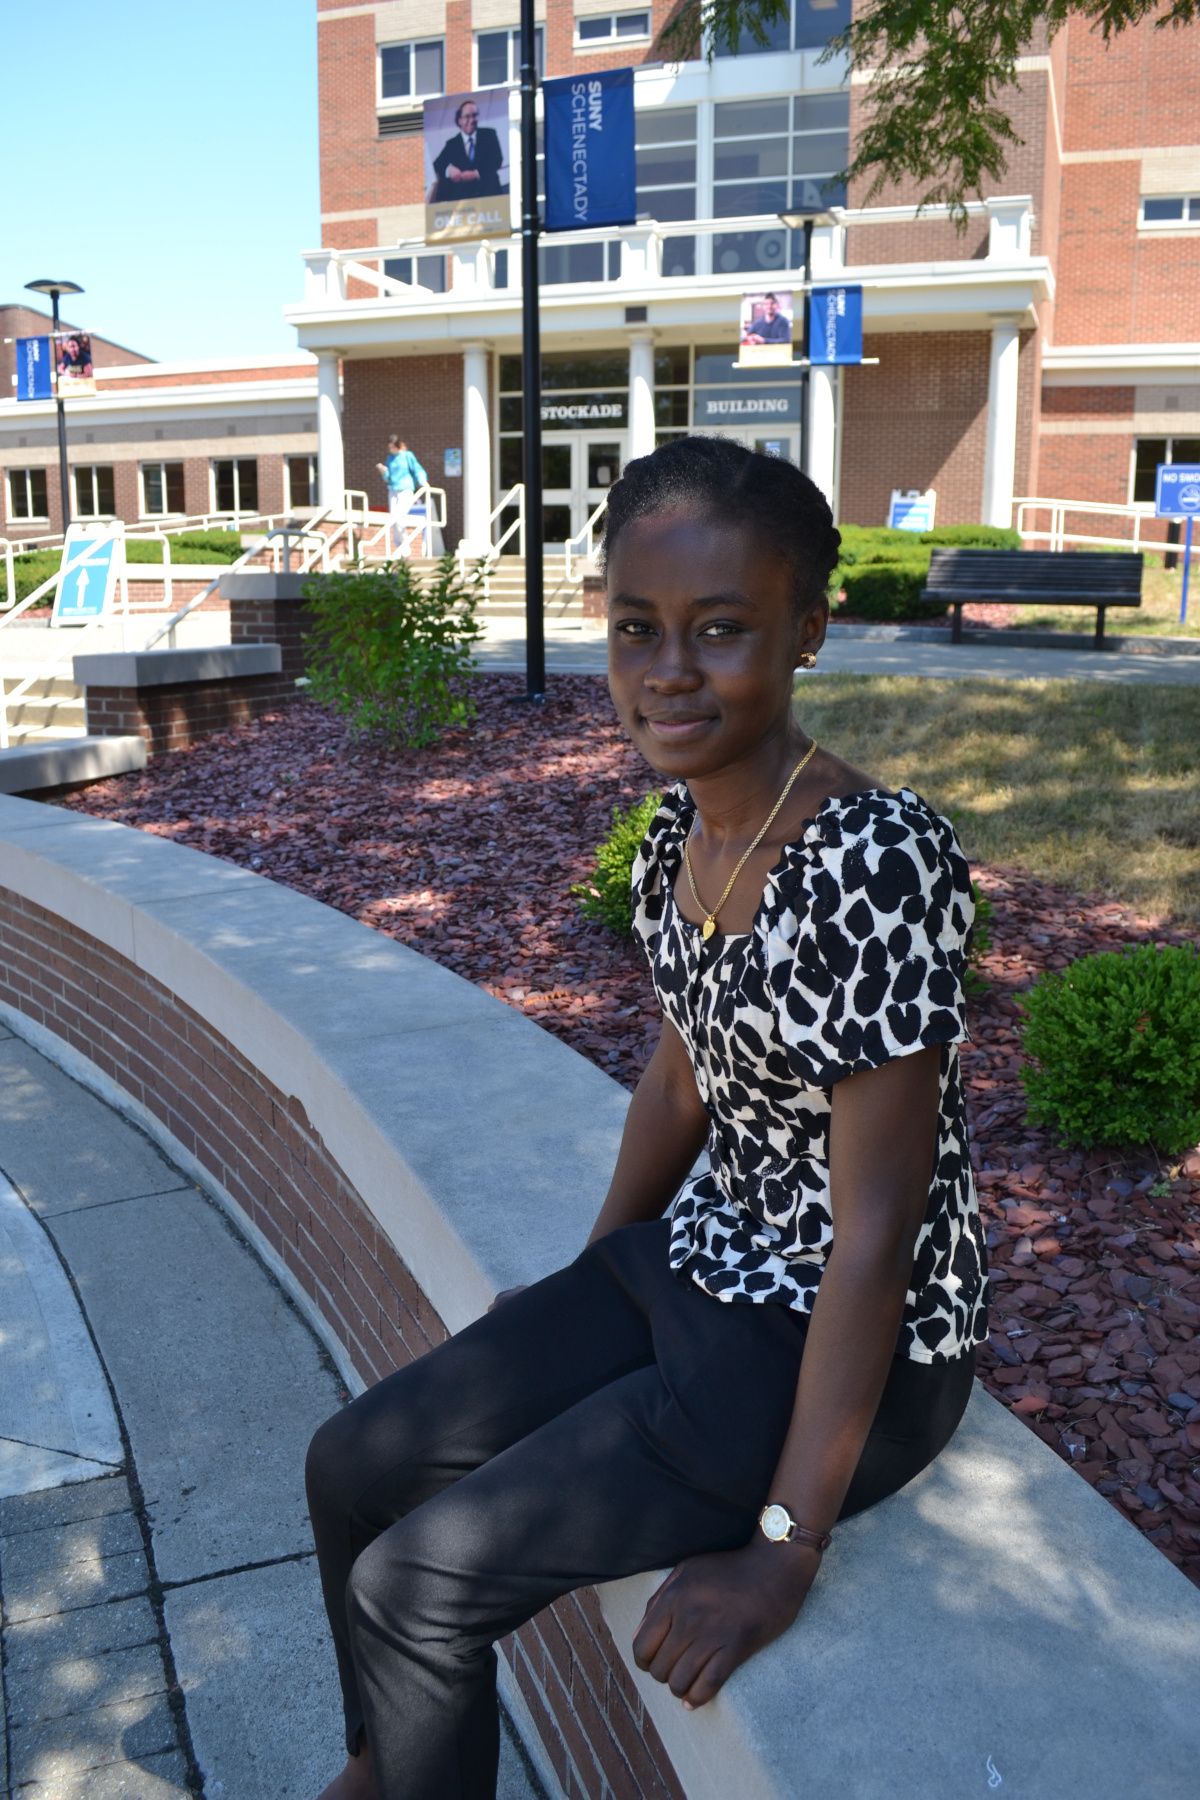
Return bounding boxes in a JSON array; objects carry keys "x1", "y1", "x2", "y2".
[
  {"x1": 0, "y1": 1038, "x2": 189, "y2": 1217},
  {"x1": 8, "y1": 1693, "x2": 179, "y2": 1788},
  {"x1": 13, "y1": 1748, "x2": 191, "y2": 1799},
  {"x1": 1, "y1": 1475, "x2": 133, "y2": 1539},
  {"x1": 4, "y1": 1595, "x2": 160, "y2": 1673},
  {"x1": 4, "y1": 1640, "x2": 168, "y2": 1729},
  {"x1": 1, "y1": 1510, "x2": 142, "y2": 1578},
  {"x1": 3, "y1": 1547, "x2": 149, "y2": 1626}
]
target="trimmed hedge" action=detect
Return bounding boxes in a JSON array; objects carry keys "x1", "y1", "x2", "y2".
[
  {"x1": 831, "y1": 522, "x2": 1022, "y2": 622},
  {"x1": 840, "y1": 561, "x2": 940, "y2": 622}
]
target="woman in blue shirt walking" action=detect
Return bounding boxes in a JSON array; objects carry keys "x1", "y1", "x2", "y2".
[{"x1": 375, "y1": 436, "x2": 427, "y2": 556}]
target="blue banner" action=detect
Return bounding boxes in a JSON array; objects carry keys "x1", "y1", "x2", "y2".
[
  {"x1": 808, "y1": 285, "x2": 863, "y2": 365},
  {"x1": 16, "y1": 336, "x2": 54, "y2": 401},
  {"x1": 543, "y1": 68, "x2": 636, "y2": 233}
]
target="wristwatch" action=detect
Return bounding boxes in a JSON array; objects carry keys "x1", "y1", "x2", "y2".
[{"x1": 758, "y1": 1503, "x2": 832, "y2": 1552}]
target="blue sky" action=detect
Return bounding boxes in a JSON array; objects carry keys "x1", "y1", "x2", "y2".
[{"x1": 2, "y1": 0, "x2": 319, "y2": 364}]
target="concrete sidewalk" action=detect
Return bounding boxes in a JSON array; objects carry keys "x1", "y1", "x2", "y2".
[
  {"x1": 0, "y1": 1019, "x2": 541, "y2": 1800},
  {"x1": 473, "y1": 616, "x2": 1200, "y2": 684}
]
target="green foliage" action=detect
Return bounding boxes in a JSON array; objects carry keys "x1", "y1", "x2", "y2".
[
  {"x1": 573, "y1": 792, "x2": 664, "y2": 936},
  {"x1": 967, "y1": 880, "x2": 993, "y2": 993},
  {"x1": 301, "y1": 554, "x2": 484, "y2": 748},
  {"x1": 920, "y1": 525, "x2": 1022, "y2": 550},
  {"x1": 1019, "y1": 944, "x2": 1200, "y2": 1154},
  {"x1": 658, "y1": 0, "x2": 1198, "y2": 220},
  {"x1": 4, "y1": 527, "x2": 245, "y2": 608},
  {"x1": 840, "y1": 560, "x2": 940, "y2": 621}
]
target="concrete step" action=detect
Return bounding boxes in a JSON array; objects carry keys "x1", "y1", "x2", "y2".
[{"x1": 3, "y1": 673, "x2": 86, "y2": 735}]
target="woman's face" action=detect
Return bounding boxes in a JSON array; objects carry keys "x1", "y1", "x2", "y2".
[{"x1": 606, "y1": 509, "x2": 826, "y2": 782}]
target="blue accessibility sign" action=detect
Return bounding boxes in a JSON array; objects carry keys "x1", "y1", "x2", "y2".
[
  {"x1": 1155, "y1": 463, "x2": 1200, "y2": 517},
  {"x1": 51, "y1": 527, "x2": 123, "y2": 627}
]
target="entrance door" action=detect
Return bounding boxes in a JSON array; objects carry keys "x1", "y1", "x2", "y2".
[{"x1": 539, "y1": 435, "x2": 625, "y2": 547}]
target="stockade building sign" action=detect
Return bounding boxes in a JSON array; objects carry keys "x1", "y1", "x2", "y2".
[{"x1": 423, "y1": 89, "x2": 511, "y2": 242}]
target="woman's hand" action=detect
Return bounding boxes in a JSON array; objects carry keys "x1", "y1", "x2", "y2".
[{"x1": 632, "y1": 1535, "x2": 820, "y2": 1710}]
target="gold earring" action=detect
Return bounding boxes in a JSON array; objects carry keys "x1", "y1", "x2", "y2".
[{"x1": 797, "y1": 650, "x2": 818, "y2": 669}]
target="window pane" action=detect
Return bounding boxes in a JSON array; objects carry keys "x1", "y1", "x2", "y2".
[
  {"x1": 655, "y1": 347, "x2": 689, "y2": 384},
  {"x1": 96, "y1": 466, "x2": 116, "y2": 514},
  {"x1": 499, "y1": 437, "x2": 523, "y2": 489},
  {"x1": 588, "y1": 443, "x2": 621, "y2": 486},
  {"x1": 542, "y1": 352, "x2": 629, "y2": 388},
  {"x1": 540, "y1": 241, "x2": 605, "y2": 284},
  {"x1": 714, "y1": 180, "x2": 789, "y2": 216},
  {"x1": 715, "y1": 141, "x2": 788, "y2": 182},
  {"x1": 792, "y1": 132, "x2": 848, "y2": 175},
  {"x1": 715, "y1": 8, "x2": 791, "y2": 57},
  {"x1": 288, "y1": 456, "x2": 312, "y2": 507},
  {"x1": 416, "y1": 254, "x2": 446, "y2": 291},
  {"x1": 166, "y1": 463, "x2": 185, "y2": 512},
  {"x1": 654, "y1": 389, "x2": 690, "y2": 425},
  {"x1": 713, "y1": 227, "x2": 793, "y2": 271},
  {"x1": 793, "y1": 0, "x2": 850, "y2": 47},
  {"x1": 1142, "y1": 196, "x2": 1184, "y2": 222},
  {"x1": 578, "y1": 16, "x2": 612, "y2": 38},
  {"x1": 715, "y1": 99, "x2": 791, "y2": 137},
  {"x1": 1189, "y1": 197, "x2": 1200, "y2": 220},
  {"x1": 615, "y1": 11, "x2": 649, "y2": 34},
  {"x1": 30, "y1": 469, "x2": 48, "y2": 516},
  {"x1": 500, "y1": 396, "x2": 523, "y2": 432},
  {"x1": 543, "y1": 444, "x2": 572, "y2": 487},
  {"x1": 75, "y1": 468, "x2": 97, "y2": 516},
  {"x1": 144, "y1": 464, "x2": 165, "y2": 514},
  {"x1": 380, "y1": 44, "x2": 410, "y2": 97},
  {"x1": 662, "y1": 235, "x2": 696, "y2": 276},
  {"x1": 543, "y1": 504, "x2": 572, "y2": 542},
  {"x1": 1133, "y1": 439, "x2": 1167, "y2": 504},
  {"x1": 477, "y1": 30, "x2": 510, "y2": 84},
  {"x1": 794, "y1": 91, "x2": 849, "y2": 131},
  {"x1": 1171, "y1": 438, "x2": 1200, "y2": 464},
  {"x1": 637, "y1": 145, "x2": 697, "y2": 184},
  {"x1": 413, "y1": 40, "x2": 443, "y2": 93},
  {"x1": 793, "y1": 174, "x2": 845, "y2": 207},
  {"x1": 493, "y1": 247, "x2": 509, "y2": 288},
  {"x1": 236, "y1": 460, "x2": 259, "y2": 513},
  {"x1": 10, "y1": 472, "x2": 30, "y2": 518},
  {"x1": 642, "y1": 187, "x2": 697, "y2": 221},
  {"x1": 636, "y1": 107, "x2": 696, "y2": 145},
  {"x1": 499, "y1": 355, "x2": 523, "y2": 391}
]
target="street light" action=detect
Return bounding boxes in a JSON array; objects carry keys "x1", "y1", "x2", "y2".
[{"x1": 25, "y1": 278, "x2": 84, "y2": 534}]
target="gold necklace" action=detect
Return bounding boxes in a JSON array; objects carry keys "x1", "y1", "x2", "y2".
[{"x1": 684, "y1": 740, "x2": 818, "y2": 941}]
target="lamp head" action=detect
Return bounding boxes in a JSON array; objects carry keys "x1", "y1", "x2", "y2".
[{"x1": 25, "y1": 279, "x2": 84, "y2": 299}]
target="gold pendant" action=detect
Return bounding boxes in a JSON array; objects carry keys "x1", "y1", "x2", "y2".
[{"x1": 702, "y1": 918, "x2": 716, "y2": 941}]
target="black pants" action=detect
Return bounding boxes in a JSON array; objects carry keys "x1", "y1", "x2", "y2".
[{"x1": 306, "y1": 1221, "x2": 974, "y2": 1800}]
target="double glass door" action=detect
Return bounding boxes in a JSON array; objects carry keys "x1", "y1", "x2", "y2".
[{"x1": 540, "y1": 435, "x2": 624, "y2": 547}]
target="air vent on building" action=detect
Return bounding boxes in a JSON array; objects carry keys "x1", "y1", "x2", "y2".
[
  {"x1": 379, "y1": 111, "x2": 423, "y2": 137},
  {"x1": 625, "y1": 305, "x2": 648, "y2": 323},
  {"x1": 228, "y1": 424, "x2": 237, "y2": 435},
  {"x1": 85, "y1": 432, "x2": 94, "y2": 443},
  {"x1": 1166, "y1": 395, "x2": 1180, "y2": 410},
  {"x1": 155, "y1": 428, "x2": 164, "y2": 439}
]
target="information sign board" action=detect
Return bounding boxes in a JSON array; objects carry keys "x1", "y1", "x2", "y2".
[
  {"x1": 1155, "y1": 463, "x2": 1200, "y2": 517},
  {"x1": 51, "y1": 524, "x2": 125, "y2": 628},
  {"x1": 888, "y1": 489, "x2": 937, "y2": 531}
]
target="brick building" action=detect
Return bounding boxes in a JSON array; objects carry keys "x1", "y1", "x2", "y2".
[
  {"x1": 1, "y1": 304, "x2": 320, "y2": 542},
  {"x1": 288, "y1": 0, "x2": 1200, "y2": 540}
]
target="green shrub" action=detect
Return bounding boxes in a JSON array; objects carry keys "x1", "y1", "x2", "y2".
[
  {"x1": 573, "y1": 792, "x2": 663, "y2": 936},
  {"x1": 919, "y1": 525, "x2": 1022, "y2": 550},
  {"x1": 967, "y1": 882, "x2": 993, "y2": 993},
  {"x1": 840, "y1": 560, "x2": 945, "y2": 622},
  {"x1": 301, "y1": 554, "x2": 484, "y2": 747},
  {"x1": 834, "y1": 525, "x2": 920, "y2": 569},
  {"x1": 1019, "y1": 944, "x2": 1200, "y2": 1153}
]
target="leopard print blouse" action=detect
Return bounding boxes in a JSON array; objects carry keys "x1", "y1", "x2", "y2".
[{"x1": 631, "y1": 784, "x2": 987, "y2": 1364}]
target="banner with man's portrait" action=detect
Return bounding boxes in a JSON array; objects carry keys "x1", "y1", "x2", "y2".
[
  {"x1": 737, "y1": 291, "x2": 794, "y2": 369},
  {"x1": 424, "y1": 89, "x2": 512, "y2": 243}
]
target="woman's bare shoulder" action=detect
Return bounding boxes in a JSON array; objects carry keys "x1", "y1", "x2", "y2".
[{"x1": 810, "y1": 746, "x2": 892, "y2": 806}]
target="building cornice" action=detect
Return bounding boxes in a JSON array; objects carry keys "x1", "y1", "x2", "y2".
[{"x1": 1042, "y1": 342, "x2": 1200, "y2": 384}]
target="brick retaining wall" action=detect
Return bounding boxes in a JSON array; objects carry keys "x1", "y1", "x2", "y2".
[
  {"x1": 84, "y1": 673, "x2": 295, "y2": 755},
  {"x1": 0, "y1": 882, "x2": 685, "y2": 1800}
]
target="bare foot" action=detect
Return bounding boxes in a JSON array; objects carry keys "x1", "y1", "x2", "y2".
[{"x1": 316, "y1": 1742, "x2": 378, "y2": 1800}]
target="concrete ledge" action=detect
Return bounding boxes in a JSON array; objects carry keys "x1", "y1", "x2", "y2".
[
  {"x1": 2, "y1": 796, "x2": 1200, "y2": 1799},
  {"x1": 219, "y1": 572, "x2": 308, "y2": 603},
  {"x1": 0, "y1": 735, "x2": 147, "y2": 796},
  {"x1": 73, "y1": 644, "x2": 282, "y2": 689}
]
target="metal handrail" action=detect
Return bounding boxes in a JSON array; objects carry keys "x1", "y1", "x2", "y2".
[
  {"x1": 563, "y1": 493, "x2": 609, "y2": 581},
  {"x1": 1014, "y1": 496, "x2": 1196, "y2": 560},
  {"x1": 0, "y1": 536, "x2": 135, "y2": 750}
]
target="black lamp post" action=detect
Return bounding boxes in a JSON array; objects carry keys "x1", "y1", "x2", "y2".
[
  {"x1": 518, "y1": 0, "x2": 544, "y2": 701},
  {"x1": 24, "y1": 278, "x2": 84, "y2": 535}
]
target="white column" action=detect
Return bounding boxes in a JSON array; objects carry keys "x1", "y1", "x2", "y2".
[
  {"x1": 462, "y1": 340, "x2": 492, "y2": 554},
  {"x1": 627, "y1": 331, "x2": 656, "y2": 465},
  {"x1": 316, "y1": 351, "x2": 345, "y2": 510},
  {"x1": 982, "y1": 313, "x2": 1021, "y2": 528},
  {"x1": 805, "y1": 365, "x2": 837, "y2": 506}
]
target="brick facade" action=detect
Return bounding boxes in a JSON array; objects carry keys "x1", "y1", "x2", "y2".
[
  {"x1": 83, "y1": 674, "x2": 296, "y2": 755},
  {"x1": 343, "y1": 356, "x2": 465, "y2": 546},
  {"x1": 0, "y1": 884, "x2": 688, "y2": 1800}
]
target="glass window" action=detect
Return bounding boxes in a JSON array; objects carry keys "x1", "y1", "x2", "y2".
[
  {"x1": 142, "y1": 461, "x2": 185, "y2": 516},
  {"x1": 213, "y1": 459, "x2": 259, "y2": 516},
  {"x1": 384, "y1": 254, "x2": 447, "y2": 292},
  {"x1": 576, "y1": 11, "x2": 650, "y2": 43},
  {"x1": 287, "y1": 456, "x2": 318, "y2": 509},
  {"x1": 73, "y1": 465, "x2": 116, "y2": 517},
  {"x1": 379, "y1": 39, "x2": 444, "y2": 100},
  {"x1": 539, "y1": 242, "x2": 605, "y2": 285},
  {"x1": 1131, "y1": 438, "x2": 1200, "y2": 503},
  {"x1": 793, "y1": 0, "x2": 850, "y2": 47},
  {"x1": 7, "y1": 467, "x2": 49, "y2": 520},
  {"x1": 715, "y1": 3, "x2": 792, "y2": 56},
  {"x1": 476, "y1": 26, "x2": 542, "y2": 85},
  {"x1": 587, "y1": 443, "x2": 621, "y2": 487},
  {"x1": 637, "y1": 106, "x2": 696, "y2": 262},
  {"x1": 1142, "y1": 197, "x2": 1185, "y2": 223}
]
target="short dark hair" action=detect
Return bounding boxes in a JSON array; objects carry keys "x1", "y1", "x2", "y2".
[
  {"x1": 455, "y1": 101, "x2": 477, "y2": 124},
  {"x1": 601, "y1": 435, "x2": 841, "y2": 613},
  {"x1": 764, "y1": 292, "x2": 777, "y2": 303}
]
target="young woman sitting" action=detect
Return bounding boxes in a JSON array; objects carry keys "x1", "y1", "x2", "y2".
[{"x1": 307, "y1": 435, "x2": 986, "y2": 1800}]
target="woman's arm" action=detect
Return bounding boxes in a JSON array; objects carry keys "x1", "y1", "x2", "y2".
[
  {"x1": 632, "y1": 1042, "x2": 942, "y2": 1708},
  {"x1": 587, "y1": 1017, "x2": 710, "y2": 1244}
]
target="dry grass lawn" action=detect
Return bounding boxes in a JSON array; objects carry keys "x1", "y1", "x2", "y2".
[
  {"x1": 1019, "y1": 563, "x2": 1200, "y2": 638},
  {"x1": 795, "y1": 673, "x2": 1200, "y2": 925}
]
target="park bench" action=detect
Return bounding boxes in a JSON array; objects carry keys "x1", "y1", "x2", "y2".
[{"x1": 922, "y1": 548, "x2": 1143, "y2": 648}]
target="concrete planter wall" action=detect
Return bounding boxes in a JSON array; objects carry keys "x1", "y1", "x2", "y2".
[{"x1": 3, "y1": 794, "x2": 1200, "y2": 1800}]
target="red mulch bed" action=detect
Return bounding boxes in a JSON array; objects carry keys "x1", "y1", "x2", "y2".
[{"x1": 61, "y1": 675, "x2": 1200, "y2": 1586}]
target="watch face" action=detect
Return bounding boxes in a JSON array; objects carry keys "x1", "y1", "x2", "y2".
[{"x1": 760, "y1": 1503, "x2": 791, "y2": 1542}]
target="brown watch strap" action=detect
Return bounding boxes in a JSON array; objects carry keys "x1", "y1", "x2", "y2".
[{"x1": 785, "y1": 1521, "x2": 833, "y2": 1552}]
